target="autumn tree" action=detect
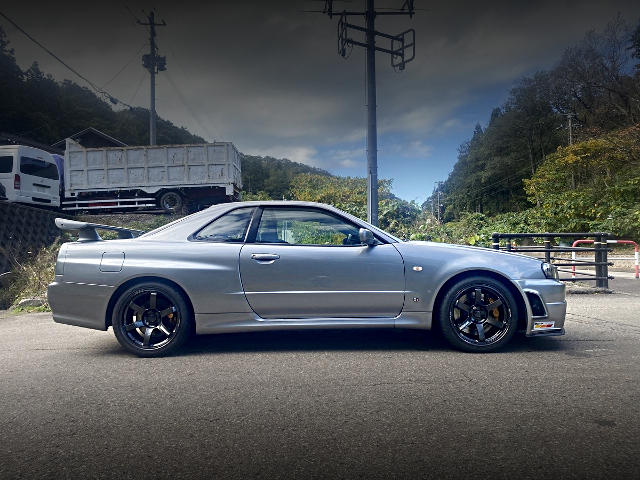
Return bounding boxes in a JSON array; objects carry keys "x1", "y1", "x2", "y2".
[{"x1": 524, "y1": 126, "x2": 640, "y2": 238}]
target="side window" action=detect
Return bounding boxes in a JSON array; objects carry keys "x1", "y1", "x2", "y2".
[
  {"x1": 20, "y1": 156, "x2": 59, "y2": 180},
  {"x1": 194, "y1": 207, "x2": 254, "y2": 242},
  {"x1": 0, "y1": 155, "x2": 14, "y2": 174},
  {"x1": 257, "y1": 208, "x2": 363, "y2": 246}
]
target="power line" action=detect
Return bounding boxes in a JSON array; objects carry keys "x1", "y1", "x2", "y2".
[
  {"x1": 14, "y1": 108, "x2": 77, "y2": 137},
  {"x1": 0, "y1": 10, "x2": 135, "y2": 109},
  {"x1": 101, "y1": 42, "x2": 148, "y2": 90},
  {"x1": 155, "y1": 27, "x2": 226, "y2": 141},
  {"x1": 0, "y1": 11, "x2": 101, "y2": 93},
  {"x1": 129, "y1": 70, "x2": 148, "y2": 105},
  {"x1": 161, "y1": 70, "x2": 216, "y2": 141}
]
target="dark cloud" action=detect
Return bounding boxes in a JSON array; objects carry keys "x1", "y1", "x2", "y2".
[{"x1": 2, "y1": 0, "x2": 640, "y2": 201}]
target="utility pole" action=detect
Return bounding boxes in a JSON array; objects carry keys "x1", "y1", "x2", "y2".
[
  {"x1": 139, "y1": 11, "x2": 166, "y2": 146},
  {"x1": 322, "y1": 0, "x2": 415, "y2": 226},
  {"x1": 435, "y1": 181, "x2": 443, "y2": 223},
  {"x1": 365, "y1": 0, "x2": 378, "y2": 226},
  {"x1": 567, "y1": 113, "x2": 574, "y2": 146}
]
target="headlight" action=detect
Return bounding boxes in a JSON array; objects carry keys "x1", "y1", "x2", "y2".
[{"x1": 541, "y1": 262, "x2": 559, "y2": 280}]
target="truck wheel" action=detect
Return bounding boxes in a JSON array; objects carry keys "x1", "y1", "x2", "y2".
[{"x1": 159, "y1": 191, "x2": 183, "y2": 214}]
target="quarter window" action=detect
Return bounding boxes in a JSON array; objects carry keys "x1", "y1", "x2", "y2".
[{"x1": 194, "y1": 207, "x2": 254, "y2": 242}]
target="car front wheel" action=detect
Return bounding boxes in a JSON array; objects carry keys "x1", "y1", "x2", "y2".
[
  {"x1": 439, "y1": 276, "x2": 518, "y2": 353},
  {"x1": 112, "y1": 282, "x2": 193, "y2": 357}
]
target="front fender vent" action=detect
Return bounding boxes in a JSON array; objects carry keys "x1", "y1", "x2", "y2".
[{"x1": 526, "y1": 291, "x2": 547, "y2": 318}]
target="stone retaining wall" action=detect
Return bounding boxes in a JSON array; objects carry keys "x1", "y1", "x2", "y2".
[{"x1": 0, "y1": 201, "x2": 71, "y2": 275}]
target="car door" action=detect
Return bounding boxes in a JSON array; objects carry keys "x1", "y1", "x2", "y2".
[
  {"x1": 239, "y1": 206, "x2": 406, "y2": 319},
  {"x1": 18, "y1": 147, "x2": 60, "y2": 206}
]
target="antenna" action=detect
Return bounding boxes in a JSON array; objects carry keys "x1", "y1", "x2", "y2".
[{"x1": 321, "y1": 0, "x2": 416, "y2": 226}]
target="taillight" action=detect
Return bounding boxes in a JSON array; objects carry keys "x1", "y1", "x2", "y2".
[{"x1": 14, "y1": 174, "x2": 20, "y2": 190}]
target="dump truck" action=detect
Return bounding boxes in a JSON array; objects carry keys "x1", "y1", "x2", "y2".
[{"x1": 61, "y1": 138, "x2": 242, "y2": 213}]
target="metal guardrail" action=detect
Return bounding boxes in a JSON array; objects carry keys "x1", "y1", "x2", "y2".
[{"x1": 491, "y1": 232, "x2": 613, "y2": 288}]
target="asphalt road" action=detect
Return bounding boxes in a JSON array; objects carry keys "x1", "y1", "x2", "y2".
[
  {"x1": 607, "y1": 268, "x2": 640, "y2": 295},
  {"x1": 1, "y1": 292, "x2": 639, "y2": 480}
]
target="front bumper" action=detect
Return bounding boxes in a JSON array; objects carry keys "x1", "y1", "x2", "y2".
[{"x1": 517, "y1": 279, "x2": 567, "y2": 337}]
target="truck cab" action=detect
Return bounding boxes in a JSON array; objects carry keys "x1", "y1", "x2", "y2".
[{"x1": 0, "y1": 145, "x2": 61, "y2": 208}]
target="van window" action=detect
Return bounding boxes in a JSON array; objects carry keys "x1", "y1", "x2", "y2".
[
  {"x1": 20, "y1": 156, "x2": 59, "y2": 180},
  {"x1": 0, "y1": 155, "x2": 13, "y2": 173}
]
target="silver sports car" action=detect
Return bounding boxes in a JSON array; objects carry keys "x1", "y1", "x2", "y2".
[{"x1": 48, "y1": 201, "x2": 566, "y2": 357}]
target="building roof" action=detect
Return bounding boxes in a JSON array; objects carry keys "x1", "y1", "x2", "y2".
[
  {"x1": 52, "y1": 128, "x2": 127, "y2": 149},
  {"x1": 0, "y1": 132, "x2": 64, "y2": 154}
]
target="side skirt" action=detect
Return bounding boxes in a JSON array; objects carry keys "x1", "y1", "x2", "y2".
[{"x1": 194, "y1": 311, "x2": 432, "y2": 335}]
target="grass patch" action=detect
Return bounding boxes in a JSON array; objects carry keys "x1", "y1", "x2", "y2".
[{"x1": 0, "y1": 240, "x2": 63, "y2": 311}]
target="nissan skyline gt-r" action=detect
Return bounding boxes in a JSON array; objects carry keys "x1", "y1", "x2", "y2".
[{"x1": 48, "y1": 201, "x2": 566, "y2": 357}]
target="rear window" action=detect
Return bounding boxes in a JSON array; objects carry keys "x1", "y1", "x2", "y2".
[
  {"x1": 0, "y1": 155, "x2": 14, "y2": 173},
  {"x1": 20, "y1": 156, "x2": 59, "y2": 180}
]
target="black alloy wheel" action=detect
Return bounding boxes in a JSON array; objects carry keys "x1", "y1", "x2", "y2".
[
  {"x1": 112, "y1": 282, "x2": 192, "y2": 357},
  {"x1": 439, "y1": 276, "x2": 518, "y2": 352}
]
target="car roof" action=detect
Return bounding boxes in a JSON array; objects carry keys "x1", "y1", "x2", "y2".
[{"x1": 141, "y1": 201, "x2": 400, "y2": 243}]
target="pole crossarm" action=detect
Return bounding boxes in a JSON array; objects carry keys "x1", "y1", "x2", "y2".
[
  {"x1": 339, "y1": 18, "x2": 415, "y2": 69},
  {"x1": 338, "y1": 14, "x2": 416, "y2": 68},
  {"x1": 323, "y1": 0, "x2": 415, "y2": 18}
]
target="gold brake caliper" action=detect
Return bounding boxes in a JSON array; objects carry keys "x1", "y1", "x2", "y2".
[{"x1": 489, "y1": 297, "x2": 500, "y2": 319}]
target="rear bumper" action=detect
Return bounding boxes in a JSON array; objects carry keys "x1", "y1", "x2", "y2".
[{"x1": 48, "y1": 277, "x2": 114, "y2": 331}]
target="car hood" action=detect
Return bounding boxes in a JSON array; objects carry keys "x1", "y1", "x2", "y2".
[
  {"x1": 403, "y1": 240, "x2": 534, "y2": 258},
  {"x1": 394, "y1": 240, "x2": 547, "y2": 280}
]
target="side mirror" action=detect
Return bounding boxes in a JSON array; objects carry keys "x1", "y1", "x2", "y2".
[{"x1": 359, "y1": 228, "x2": 376, "y2": 246}]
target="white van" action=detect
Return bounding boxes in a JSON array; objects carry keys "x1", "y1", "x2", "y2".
[{"x1": 0, "y1": 145, "x2": 60, "y2": 208}]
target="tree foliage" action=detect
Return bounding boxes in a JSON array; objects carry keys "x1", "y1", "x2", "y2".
[
  {"x1": 241, "y1": 155, "x2": 331, "y2": 200},
  {"x1": 0, "y1": 26, "x2": 204, "y2": 146},
  {"x1": 289, "y1": 174, "x2": 422, "y2": 237},
  {"x1": 524, "y1": 126, "x2": 640, "y2": 238},
  {"x1": 438, "y1": 15, "x2": 640, "y2": 224}
]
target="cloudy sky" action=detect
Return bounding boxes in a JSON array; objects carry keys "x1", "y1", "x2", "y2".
[{"x1": 2, "y1": 1, "x2": 640, "y2": 202}]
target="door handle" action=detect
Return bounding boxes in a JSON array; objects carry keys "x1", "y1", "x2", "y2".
[{"x1": 251, "y1": 253, "x2": 280, "y2": 263}]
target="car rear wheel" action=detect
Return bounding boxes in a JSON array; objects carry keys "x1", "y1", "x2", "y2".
[
  {"x1": 112, "y1": 282, "x2": 192, "y2": 357},
  {"x1": 439, "y1": 276, "x2": 518, "y2": 353}
]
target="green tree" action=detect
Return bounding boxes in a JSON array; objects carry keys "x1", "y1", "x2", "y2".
[
  {"x1": 524, "y1": 126, "x2": 640, "y2": 238},
  {"x1": 289, "y1": 174, "x2": 421, "y2": 237}
]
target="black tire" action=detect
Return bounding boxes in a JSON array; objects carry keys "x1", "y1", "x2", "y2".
[
  {"x1": 112, "y1": 282, "x2": 193, "y2": 357},
  {"x1": 439, "y1": 276, "x2": 518, "y2": 353},
  {"x1": 159, "y1": 191, "x2": 184, "y2": 214}
]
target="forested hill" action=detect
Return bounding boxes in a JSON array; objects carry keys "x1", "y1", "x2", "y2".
[
  {"x1": 241, "y1": 155, "x2": 332, "y2": 200},
  {"x1": 437, "y1": 14, "x2": 640, "y2": 222},
  {"x1": 0, "y1": 27, "x2": 204, "y2": 146}
]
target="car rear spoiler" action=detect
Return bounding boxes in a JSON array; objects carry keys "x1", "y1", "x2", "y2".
[{"x1": 55, "y1": 218, "x2": 146, "y2": 242}]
